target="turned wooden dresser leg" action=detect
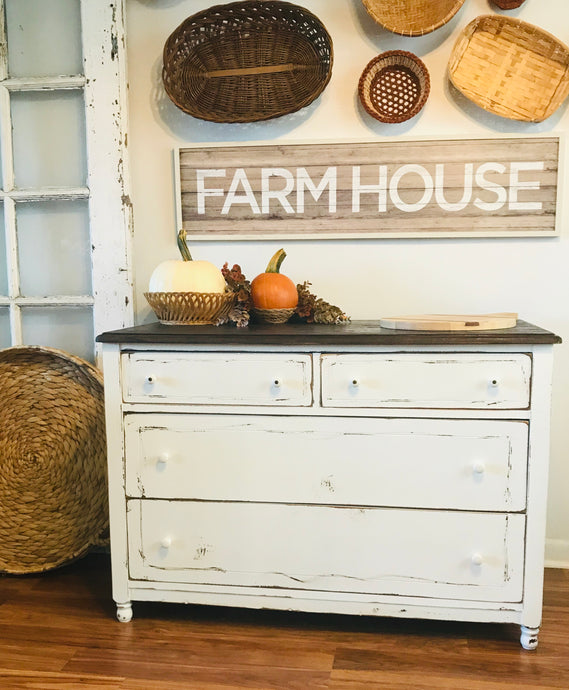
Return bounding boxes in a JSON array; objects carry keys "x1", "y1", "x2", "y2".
[
  {"x1": 520, "y1": 625, "x2": 539, "y2": 650},
  {"x1": 116, "y1": 602, "x2": 133, "y2": 622}
]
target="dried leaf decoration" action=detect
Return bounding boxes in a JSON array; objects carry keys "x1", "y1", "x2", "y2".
[{"x1": 295, "y1": 281, "x2": 350, "y2": 325}]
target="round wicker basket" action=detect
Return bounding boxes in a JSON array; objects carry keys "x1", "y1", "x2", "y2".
[
  {"x1": 162, "y1": 0, "x2": 333, "y2": 123},
  {"x1": 358, "y1": 51, "x2": 430, "y2": 124},
  {"x1": 253, "y1": 307, "x2": 296, "y2": 324},
  {"x1": 362, "y1": 0, "x2": 466, "y2": 36},
  {"x1": 0, "y1": 346, "x2": 108, "y2": 574},
  {"x1": 145, "y1": 291, "x2": 236, "y2": 325},
  {"x1": 491, "y1": 0, "x2": 526, "y2": 8}
]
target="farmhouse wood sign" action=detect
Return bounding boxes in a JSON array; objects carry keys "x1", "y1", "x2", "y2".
[{"x1": 176, "y1": 137, "x2": 560, "y2": 239}]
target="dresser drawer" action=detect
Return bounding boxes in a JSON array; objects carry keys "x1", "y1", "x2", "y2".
[
  {"x1": 122, "y1": 352, "x2": 312, "y2": 406},
  {"x1": 125, "y1": 413, "x2": 528, "y2": 511},
  {"x1": 127, "y1": 500, "x2": 524, "y2": 602},
  {"x1": 321, "y1": 353, "x2": 531, "y2": 408}
]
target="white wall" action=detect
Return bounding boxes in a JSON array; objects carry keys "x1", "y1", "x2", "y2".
[{"x1": 125, "y1": 0, "x2": 569, "y2": 566}]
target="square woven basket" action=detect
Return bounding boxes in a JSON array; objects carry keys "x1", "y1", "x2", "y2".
[{"x1": 448, "y1": 15, "x2": 569, "y2": 122}]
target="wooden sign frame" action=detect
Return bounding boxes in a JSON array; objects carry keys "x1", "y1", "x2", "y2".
[{"x1": 175, "y1": 135, "x2": 561, "y2": 240}]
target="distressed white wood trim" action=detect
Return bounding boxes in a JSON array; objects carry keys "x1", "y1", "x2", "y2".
[
  {"x1": 81, "y1": 0, "x2": 134, "y2": 364},
  {"x1": 2, "y1": 75, "x2": 86, "y2": 91},
  {"x1": 0, "y1": 295, "x2": 94, "y2": 306},
  {"x1": 522, "y1": 345, "x2": 555, "y2": 628},
  {"x1": 0, "y1": 187, "x2": 89, "y2": 201}
]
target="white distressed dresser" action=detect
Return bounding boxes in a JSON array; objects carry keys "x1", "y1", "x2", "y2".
[{"x1": 97, "y1": 320, "x2": 561, "y2": 649}]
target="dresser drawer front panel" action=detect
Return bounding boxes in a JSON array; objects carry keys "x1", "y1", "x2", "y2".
[
  {"x1": 125, "y1": 414, "x2": 527, "y2": 511},
  {"x1": 122, "y1": 353, "x2": 312, "y2": 406},
  {"x1": 127, "y1": 501, "x2": 524, "y2": 602},
  {"x1": 321, "y1": 353, "x2": 531, "y2": 409}
]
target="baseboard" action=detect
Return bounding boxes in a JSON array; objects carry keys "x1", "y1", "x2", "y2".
[{"x1": 545, "y1": 538, "x2": 569, "y2": 569}]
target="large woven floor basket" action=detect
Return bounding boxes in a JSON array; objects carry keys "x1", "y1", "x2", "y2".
[
  {"x1": 362, "y1": 0, "x2": 466, "y2": 37},
  {"x1": 0, "y1": 346, "x2": 108, "y2": 574},
  {"x1": 162, "y1": 0, "x2": 333, "y2": 122}
]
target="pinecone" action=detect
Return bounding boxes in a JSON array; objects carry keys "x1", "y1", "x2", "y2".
[{"x1": 218, "y1": 263, "x2": 253, "y2": 327}]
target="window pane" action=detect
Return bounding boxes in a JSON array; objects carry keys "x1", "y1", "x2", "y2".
[
  {"x1": 0, "y1": 307, "x2": 10, "y2": 348},
  {"x1": 17, "y1": 200, "x2": 91, "y2": 297},
  {"x1": 11, "y1": 90, "x2": 86, "y2": 188},
  {"x1": 21, "y1": 306, "x2": 94, "y2": 363},
  {"x1": 5, "y1": 0, "x2": 82, "y2": 78},
  {"x1": 0, "y1": 203, "x2": 7, "y2": 295}
]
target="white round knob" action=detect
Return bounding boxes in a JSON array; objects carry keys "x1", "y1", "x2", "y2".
[
  {"x1": 471, "y1": 553, "x2": 483, "y2": 566},
  {"x1": 160, "y1": 536, "x2": 172, "y2": 549},
  {"x1": 146, "y1": 374, "x2": 156, "y2": 385},
  {"x1": 352, "y1": 379, "x2": 359, "y2": 387},
  {"x1": 473, "y1": 461, "x2": 486, "y2": 475},
  {"x1": 489, "y1": 378, "x2": 499, "y2": 388},
  {"x1": 157, "y1": 452, "x2": 169, "y2": 467},
  {"x1": 273, "y1": 379, "x2": 281, "y2": 388}
]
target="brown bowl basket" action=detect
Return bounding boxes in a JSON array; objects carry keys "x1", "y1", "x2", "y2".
[
  {"x1": 0, "y1": 346, "x2": 108, "y2": 574},
  {"x1": 362, "y1": 0, "x2": 466, "y2": 36},
  {"x1": 491, "y1": 0, "x2": 526, "y2": 8},
  {"x1": 145, "y1": 291, "x2": 236, "y2": 325},
  {"x1": 162, "y1": 0, "x2": 333, "y2": 123},
  {"x1": 359, "y1": 51, "x2": 430, "y2": 123},
  {"x1": 448, "y1": 15, "x2": 569, "y2": 122}
]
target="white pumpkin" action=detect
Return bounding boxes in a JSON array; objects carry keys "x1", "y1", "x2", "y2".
[{"x1": 148, "y1": 230, "x2": 226, "y2": 294}]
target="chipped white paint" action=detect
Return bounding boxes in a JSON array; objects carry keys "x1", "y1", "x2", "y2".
[
  {"x1": 81, "y1": 0, "x2": 134, "y2": 362},
  {"x1": 0, "y1": 0, "x2": 133, "y2": 362},
  {"x1": 101, "y1": 336, "x2": 555, "y2": 649}
]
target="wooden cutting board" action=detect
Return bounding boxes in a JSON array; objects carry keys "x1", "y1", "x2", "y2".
[{"x1": 379, "y1": 312, "x2": 518, "y2": 331}]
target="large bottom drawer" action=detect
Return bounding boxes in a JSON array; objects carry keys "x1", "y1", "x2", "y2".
[{"x1": 127, "y1": 500, "x2": 524, "y2": 602}]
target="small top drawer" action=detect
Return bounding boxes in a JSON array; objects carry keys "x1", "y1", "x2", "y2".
[
  {"x1": 122, "y1": 352, "x2": 313, "y2": 406},
  {"x1": 321, "y1": 353, "x2": 531, "y2": 409}
]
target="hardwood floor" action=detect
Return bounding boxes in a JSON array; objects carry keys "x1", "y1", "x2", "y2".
[{"x1": 0, "y1": 554, "x2": 568, "y2": 689}]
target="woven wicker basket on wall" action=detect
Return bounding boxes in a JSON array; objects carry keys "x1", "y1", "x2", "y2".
[
  {"x1": 362, "y1": 0, "x2": 466, "y2": 37},
  {"x1": 358, "y1": 51, "x2": 430, "y2": 123},
  {"x1": 449, "y1": 15, "x2": 569, "y2": 122},
  {"x1": 162, "y1": 0, "x2": 333, "y2": 123},
  {"x1": 0, "y1": 347, "x2": 108, "y2": 574}
]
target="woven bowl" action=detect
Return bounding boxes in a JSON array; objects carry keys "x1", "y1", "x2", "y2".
[
  {"x1": 362, "y1": 0, "x2": 466, "y2": 36},
  {"x1": 253, "y1": 307, "x2": 296, "y2": 324},
  {"x1": 145, "y1": 291, "x2": 236, "y2": 325},
  {"x1": 162, "y1": 0, "x2": 333, "y2": 123},
  {"x1": 491, "y1": 0, "x2": 526, "y2": 8},
  {"x1": 0, "y1": 346, "x2": 107, "y2": 574},
  {"x1": 359, "y1": 51, "x2": 430, "y2": 123}
]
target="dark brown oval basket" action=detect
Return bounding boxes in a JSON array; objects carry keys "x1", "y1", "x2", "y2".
[
  {"x1": 358, "y1": 51, "x2": 430, "y2": 123},
  {"x1": 162, "y1": 0, "x2": 333, "y2": 123},
  {"x1": 0, "y1": 346, "x2": 108, "y2": 574}
]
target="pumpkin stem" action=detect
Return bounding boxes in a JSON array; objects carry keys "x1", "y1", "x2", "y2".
[
  {"x1": 177, "y1": 229, "x2": 193, "y2": 262},
  {"x1": 265, "y1": 248, "x2": 286, "y2": 273}
]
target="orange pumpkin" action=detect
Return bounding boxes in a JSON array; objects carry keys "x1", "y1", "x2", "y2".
[{"x1": 251, "y1": 249, "x2": 298, "y2": 310}]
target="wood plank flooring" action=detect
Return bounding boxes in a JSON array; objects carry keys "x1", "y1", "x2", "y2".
[{"x1": 0, "y1": 554, "x2": 567, "y2": 689}]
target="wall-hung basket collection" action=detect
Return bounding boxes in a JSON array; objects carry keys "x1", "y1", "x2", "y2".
[
  {"x1": 162, "y1": 0, "x2": 333, "y2": 123},
  {"x1": 161, "y1": 0, "x2": 569, "y2": 127}
]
